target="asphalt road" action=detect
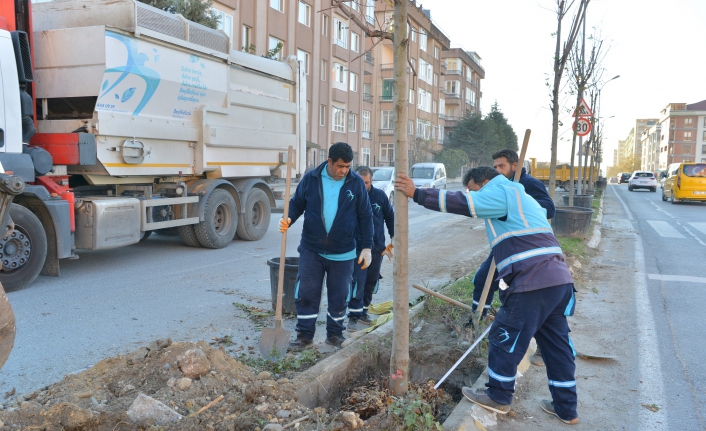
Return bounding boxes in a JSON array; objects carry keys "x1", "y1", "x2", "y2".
[
  {"x1": 609, "y1": 183, "x2": 706, "y2": 429},
  {"x1": 1, "y1": 184, "x2": 489, "y2": 396}
]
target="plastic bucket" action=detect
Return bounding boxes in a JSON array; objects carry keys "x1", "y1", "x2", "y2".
[
  {"x1": 562, "y1": 194, "x2": 593, "y2": 209},
  {"x1": 266, "y1": 257, "x2": 299, "y2": 315},
  {"x1": 552, "y1": 207, "x2": 594, "y2": 239}
]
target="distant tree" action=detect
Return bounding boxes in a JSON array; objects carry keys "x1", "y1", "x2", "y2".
[
  {"x1": 138, "y1": 0, "x2": 220, "y2": 28},
  {"x1": 409, "y1": 136, "x2": 436, "y2": 166},
  {"x1": 435, "y1": 148, "x2": 468, "y2": 180},
  {"x1": 485, "y1": 102, "x2": 518, "y2": 152}
]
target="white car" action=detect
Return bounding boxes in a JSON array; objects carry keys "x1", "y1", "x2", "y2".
[
  {"x1": 370, "y1": 167, "x2": 395, "y2": 204},
  {"x1": 628, "y1": 171, "x2": 657, "y2": 192}
]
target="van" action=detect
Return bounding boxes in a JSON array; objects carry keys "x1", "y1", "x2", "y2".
[
  {"x1": 662, "y1": 162, "x2": 706, "y2": 204},
  {"x1": 409, "y1": 163, "x2": 447, "y2": 189}
]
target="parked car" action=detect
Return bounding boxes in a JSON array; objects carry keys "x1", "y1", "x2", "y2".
[
  {"x1": 662, "y1": 162, "x2": 706, "y2": 203},
  {"x1": 619, "y1": 172, "x2": 631, "y2": 184},
  {"x1": 628, "y1": 171, "x2": 657, "y2": 192},
  {"x1": 409, "y1": 163, "x2": 447, "y2": 189},
  {"x1": 370, "y1": 167, "x2": 395, "y2": 204}
]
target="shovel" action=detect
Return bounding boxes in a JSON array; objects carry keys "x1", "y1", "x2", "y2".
[{"x1": 260, "y1": 146, "x2": 294, "y2": 361}]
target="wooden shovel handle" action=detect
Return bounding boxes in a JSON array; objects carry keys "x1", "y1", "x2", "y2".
[{"x1": 275, "y1": 147, "x2": 294, "y2": 328}]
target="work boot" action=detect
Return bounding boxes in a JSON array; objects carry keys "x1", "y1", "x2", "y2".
[
  {"x1": 358, "y1": 314, "x2": 374, "y2": 325},
  {"x1": 347, "y1": 318, "x2": 359, "y2": 332},
  {"x1": 288, "y1": 334, "x2": 313, "y2": 352},
  {"x1": 540, "y1": 400, "x2": 578, "y2": 424},
  {"x1": 461, "y1": 387, "x2": 511, "y2": 415},
  {"x1": 531, "y1": 346, "x2": 545, "y2": 366},
  {"x1": 325, "y1": 334, "x2": 345, "y2": 349}
]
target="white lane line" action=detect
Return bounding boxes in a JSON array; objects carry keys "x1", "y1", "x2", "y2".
[
  {"x1": 689, "y1": 222, "x2": 706, "y2": 236},
  {"x1": 646, "y1": 220, "x2": 685, "y2": 238},
  {"x1": 612, "y1": 186, "x2": 668, "y2": 430},
  {"x1": 646, "y1": 200, "x2": 706, "y2": 248},
  {"x1": 648, "y1": 274, "x2": 706, "y2": 284}
]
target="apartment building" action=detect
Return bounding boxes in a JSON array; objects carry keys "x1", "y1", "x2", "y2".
[
  {"x1": 640, "y1": 124, "x2": 661, "y2": 172},
  {"x1": 621, "y1": 119, "x2": 657, "y2": 167},
  {"x1": 657, "y1": 101, "x2": 706, "y2": 168},
  {"x1": 440, "y1": 47, "x2": 484, "y2": 135},
  {"x1": 364, "y1": 2, "x2": 451, "y2": 166}
]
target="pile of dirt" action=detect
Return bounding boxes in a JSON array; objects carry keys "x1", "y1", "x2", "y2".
[{"x1": 0, "y1": 339, "x2": 344, "y2": 430}]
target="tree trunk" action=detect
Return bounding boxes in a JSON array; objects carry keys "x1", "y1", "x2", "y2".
[
  {"x1": 390, "y1": 0, "x2": 409, "y2": 397},
  {"x1": 548, "y1": 1, "x2": 564, "y2": 200}
]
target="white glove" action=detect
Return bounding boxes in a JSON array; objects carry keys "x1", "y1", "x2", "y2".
[
  {"x1": 278, "y1": 217, "x2": 291, "y2": 233},
  {"x1": 358, "y1": 248, "x2": 372, "y2": 269}
]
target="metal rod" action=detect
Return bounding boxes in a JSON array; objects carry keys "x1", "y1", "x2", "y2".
[
  {"x1": 434, "y1": 325, "x2": 492, "y2": 390},
  {"x1": 411, "y1": 284, "x2": 473, "y2": 312}
]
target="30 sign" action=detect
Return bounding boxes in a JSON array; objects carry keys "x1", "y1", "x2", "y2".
[{"x1": 572, "y1": 117, "x2": 592, "y2": 137}]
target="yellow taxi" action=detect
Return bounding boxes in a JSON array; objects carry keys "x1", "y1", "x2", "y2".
[{"x1": 662, "y1": 162, "x2": 706, "y2": 204}]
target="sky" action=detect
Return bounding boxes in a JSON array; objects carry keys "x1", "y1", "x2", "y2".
[{"x1": 423, "y1": 0, "x2": 706, "y2": 167}]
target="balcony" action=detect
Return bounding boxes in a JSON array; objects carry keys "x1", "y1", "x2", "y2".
[
  {"x1": 380, "y1": 63, "x2": 410, "y2": 74},
  {"x1": 362, "y1": 131, "x2": 372, "y2": 140},
  {"x1": 447, "y1": 69, "x2": 462, "y2": 76},
  {"x1": 440, "y1": 61, "x2": 447, "y2": 75},
  {"x1": 366, "y1": 15, "x2": 374, "y2": 25},
  {"x1": 439, "y1": 113, "x2": 446, "y2": 120},
  {"x1": 380, "y1": 95, "x2": 393, "y2": 102},
  {"x1": 379, "y1": 128, "x2": 394, "y2": 136},
  {"x1": 364, "y1": 52, "x2": 374, "y2": 65},
  {"x1": 445, "y1": 93, "x2": 460, "y2": 104},
  {"x1": 363, "y1": 93, "x2": 373, "y2": 103}
]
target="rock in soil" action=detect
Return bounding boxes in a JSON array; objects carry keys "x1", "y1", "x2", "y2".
[
  {"x1": 178, "y1": 348, "x2": 211, "y2": 378},
  {"x1": 127, "y1": 393, "x2": 182, "y2": 424}
]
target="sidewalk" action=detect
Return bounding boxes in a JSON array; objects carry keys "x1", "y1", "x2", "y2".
[{"x1": 444, "y1": 189, "x2": 645, "y2": 430}]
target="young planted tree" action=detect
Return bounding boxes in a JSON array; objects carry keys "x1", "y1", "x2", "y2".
[
  {"x1": 548, "y1": 0, "x2": 588, "y2": 199},
  {"x1": 137, "y1": 0, "x2": 220, "y2": 28}
]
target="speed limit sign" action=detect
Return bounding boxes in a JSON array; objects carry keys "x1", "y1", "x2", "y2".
[{"x1": 573, "y1": 117, "x2": 592, "y2": 136}]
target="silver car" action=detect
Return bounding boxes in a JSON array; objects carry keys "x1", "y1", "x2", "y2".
[{"x1": 370, "y1": 167, "x2": 395, "y2": 204}]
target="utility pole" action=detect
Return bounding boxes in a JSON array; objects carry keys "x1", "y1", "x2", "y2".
[{"x1": 391, "y1": 0, "x2": 409, "y2": 397}]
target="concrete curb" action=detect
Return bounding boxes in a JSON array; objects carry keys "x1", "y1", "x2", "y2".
[
  {"x1": 442, "y1": 340, "x2": 537, "y2": 431},
  {"x1": 587, "y1": 190, "x2": 605, "y2": 249},
  {"x1": 293, "y1": 301, "x2": 426, "y2": 408}
]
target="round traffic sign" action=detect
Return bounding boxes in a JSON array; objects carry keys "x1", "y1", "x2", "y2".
[{"x1": 572, "y1": 117, "x2": 592, "y2": 137}]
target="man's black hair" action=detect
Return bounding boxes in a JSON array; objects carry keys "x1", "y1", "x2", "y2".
[
  {"x1": 463, "y1": 166, "x2": 499, "y2": 187},
  {"x1": 492, "y1": 149, "x2": 519, "y2": 165},
  {"x1": 328, "y1": 142, "x2": 354, "y2": 163},
  {"x1": 355, "y1": 165, "x2": 373, "y2": 178}
]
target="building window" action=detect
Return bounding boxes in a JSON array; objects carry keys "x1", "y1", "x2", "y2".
[
  {"x1": 381, "y1": 110, "x2": 394, "y2": 129},
  {"x1": 362, "y1": 110, "x2": 371, "y2": 132},
  {"x1": 703, "y1": 132, "x2": 706, "y2": 141},
  {"x1": 419, "y1": 29, "x2": 427, "y2": 51},
  {"x1": 684, "y1": 131, "x2": 692, "y2": 141},
  {"x1": 334, "y1": 18, "x2": 347, "y2": 48},
  {"x1": 297, "y1": 49, "x2": 310, "y2": 74},
  {"x1": 439, "y1": 98, "x2": 445, "y2": 115},
  {"x1": 433, "y1": 100, "x2": 437, "y2": 114},
  {"x1": 434, "y1": 46, "x2": 439, "y2": 59},
  {"x1": 298, "y1": 1, "x2": 311, "y2": 26},
  {"x1": 348, "y1": 112, "x2": 357, "y2": 132},
  {"x1": 334, "y1": 63, "x2": 347, "y2": 89},
  {"x1": 465, "y1": 87, "x2": 472, "y2": 104},
  {"x1": 409, "y1": 88, "x2": 414, "y2": 105},
  {"x1": 380, "y1": 143, "x2": 394, "y2": 164},
  {"x1": 683, "y1": 144, "x2": 692, "y2": 154},
  {"x1": 685, "y1": 118, "x2": 693, "y2": 126},
  {"x1": 322, "y1": 14, "x2": 329, "y2": 36},
  {"x1": 268, "y1": 36, "x2": 283, "y2": 59},
  {"x1": 351, "y1": 32, "x2": 360, "y2": 53},
  {"x1": 321, "y1": 59, "x2": 327, "y2": 81},
  {"x1": 349, "y1": 72, "x2": 358, "y2": 92},
  {"x1": 319, "y1": 104, "x2": 326, "y2": 126},
  {"x1": 410, "y1": 27, "x2": 416, "y2": 42},
  {"x1": 446, "y1": 80, "x2": 460, "y2": 96},
  {"x1": 241, "y1": 25, "x2": 252, "y2": 52},
  {"x1": 416, "y1": 118, "x2": 430, "y2": 139},
  {"x1": 433, "y1": 73, "x2": 438, "y2": 86},
  {"x1": 270, "y1": 0, "x2": 283, "y2": 13},
  {"x1": 213, "y1": 9, "x2": 233, "y2": 40},
  {"x1": 333, "y1": 106, "x2": 346, "y2": 133},
  {"x1": 362, "y1": 148, "x2": 370, "y2": 166},
  {"x1": 418, "y1": 88, "x2": 431, "y2": 113},
  {"x1": 408, "y1": 120, "x2": 414, "y2": 135},
  {"x1": 411, "y1": 58, "x2": 416, "y2": 71}
]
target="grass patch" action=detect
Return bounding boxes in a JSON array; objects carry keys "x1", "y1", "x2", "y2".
[
  {"x1": 419, "y1": 277, "x2": 475, "y2": 325},
  {"x1": 557, "y1": 237, "x2": 588, "y2": 260}
]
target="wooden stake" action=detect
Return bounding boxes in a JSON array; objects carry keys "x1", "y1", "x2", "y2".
[{"x1": 188, "y1": 395, "x2": 223, "y2": 418}]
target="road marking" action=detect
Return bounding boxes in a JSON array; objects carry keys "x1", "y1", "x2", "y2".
[
  {"x1": 648, "y1": 274, "x2": 706, "y2": 284},
  {"x1": 612, "y1": 186, "x2": 668, "y2": 430},
  {"x1": 646, "y1": 220, "x2": 685, "y2": 238},
  {"x1": 689, "y1": 222, "x2": 706, "y2": 236}
]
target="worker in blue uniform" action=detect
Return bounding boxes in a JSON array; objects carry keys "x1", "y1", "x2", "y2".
[
  {"x1": 347, "y1": 166, "x2": 394, "y2": 330},
  {"x1": 395, "y1": 166, "x2": 578, "y2": 425},
  {"x1": 280, "y1": 143, "x2": 373, "y2": 351}
]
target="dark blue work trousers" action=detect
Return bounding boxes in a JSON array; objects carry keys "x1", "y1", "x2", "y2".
[
  {"x1": 472, "y1": 251, "x2": 499, "y2": 316},
  {"x1": 348, "y1": 252, "x2": 384, "y2": 318},
  {"x1": 485, "y1": 283, "x2": 578, "y2": 422},
  {"x1": 294, "y1": 248, "x2": 353, "y2": 340}
]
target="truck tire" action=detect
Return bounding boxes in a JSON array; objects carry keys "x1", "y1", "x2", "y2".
[
  {"x1": 194, "y1": 188, "x2": 237, "y2": 249},
  {"x1": 236, "y1": 188, "x2": 271, "y2": 241},
  {"x1": 178, "y1": 225, "x2": 201, "y2": 247},
  {"x1": 0, "y1": 204, "x2": 48, "y2": 292}
]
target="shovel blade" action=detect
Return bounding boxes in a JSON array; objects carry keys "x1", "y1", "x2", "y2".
[
  {"x1": 0, "y1": 284, "x2": 16, "y2": 370},
  {"x1": 259, "y1": 327, "x2": 291, "y2": 361},
  {"x1": 575, "y1": 350, "x2": 616, "y2": 360}
]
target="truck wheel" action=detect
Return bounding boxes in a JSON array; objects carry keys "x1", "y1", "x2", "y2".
[
  {"x1": 237, "y1": 189, "x2": 271, "y2": 241},
  {"x1": 139, "y1": 231, "x2": 152, "y2": 242},
  {"x1": 178, "y1": 225, "x2": 201, "y2": 247},
  {"x1": 194, "y1": 189, "x2": 237, "y2": 249},
  {"x1": 0, "y1": 204, "x2": 48, "y2": 291}
]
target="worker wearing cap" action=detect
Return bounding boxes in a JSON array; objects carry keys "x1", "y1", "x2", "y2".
[
  {"x1": 347, "y1": 166, "x2": 394, "y2": 331},
  {"x1": 280, "y1": 142, "x2": 373, "y2": 351},
  {"x1": 395, "y1": 166, "x2": 578, "y2": 425}
]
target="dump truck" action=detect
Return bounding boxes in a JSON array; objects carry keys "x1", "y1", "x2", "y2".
[
  {"x1": 530, "y1": 158, "x2": 598, "y2": 191},
  {"x1": 0, "y1": 0, "x2": 306, "y2": 294}
]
